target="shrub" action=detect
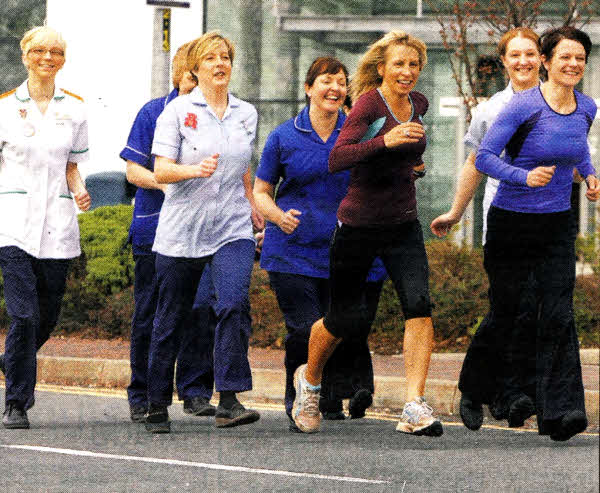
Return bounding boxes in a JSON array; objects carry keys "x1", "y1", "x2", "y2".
[{"x1": 0, "y1": 206, "x2": 597, "y2": 352}]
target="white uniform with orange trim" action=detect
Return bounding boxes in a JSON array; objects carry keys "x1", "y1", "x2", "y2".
[{"x1": 0, "y1": 80, "x2": 88, "y2": 259}]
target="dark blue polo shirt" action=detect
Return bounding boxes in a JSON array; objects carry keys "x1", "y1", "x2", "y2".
[
  {"x1": 257, "y1": 106, "x2": 386, "y2": 281},
  {"x1": 119, "y1": 89, "x2": 178, "y2": 253}
]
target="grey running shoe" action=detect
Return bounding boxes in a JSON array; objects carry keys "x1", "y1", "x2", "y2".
[
  {"x1": 292, "y1": 364, "x2": 321, "y2": 433},
  {"x1": 129, "y1": 404, "x2": 147, "y2": 423},
  {"x1": 2, "y1": 403, "x2": 30, "y2": 429},
  {"x1": 396, "y1": 397, "x2": 443, "y2": 436}
]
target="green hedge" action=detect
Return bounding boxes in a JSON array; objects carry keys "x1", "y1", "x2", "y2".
[{"x1": 0, "y1": 205, "x2": 598, "y2": 352}]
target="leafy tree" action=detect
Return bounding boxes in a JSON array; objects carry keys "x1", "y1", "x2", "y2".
[
  {"x1": 423, "y1": 0, "x2": 594, "y2": 122},
  {"x1": 0, "y1": 0, "x2": 45, "y2": 92}
]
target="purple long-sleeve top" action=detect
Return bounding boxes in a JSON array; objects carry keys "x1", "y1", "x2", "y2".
[
  {"x1": 328, "y1": 88, "x2": 428, "y2": 226},
  {"x1": 476, "y1": 86, "x2": 597, "y2": 214}
]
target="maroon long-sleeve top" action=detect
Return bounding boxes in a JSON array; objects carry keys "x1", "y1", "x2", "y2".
[{"x1": 329, "y1": 88, "x2": 428, "y2": 226}]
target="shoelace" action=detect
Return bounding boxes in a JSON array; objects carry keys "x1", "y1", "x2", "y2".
[
  {"x1": 402, "y1": 399, "x2": 434, "y2": 423},
  {"x1": 303, "y1": 386, "x2": 320, "y2": 416}
]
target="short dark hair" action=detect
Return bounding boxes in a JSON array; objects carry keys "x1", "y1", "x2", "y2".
[
  {"x1": 304, "y1": 57, "x2": 349, "y2": 105},
  {"x1": 540, "y1": 26, "x2": 592, "y2": 64}
]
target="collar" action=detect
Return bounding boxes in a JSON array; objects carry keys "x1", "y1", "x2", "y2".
[
  {"x1": 15, "y1": 80, "x2": 65, "y2": 103},
  {"x1": 188, "y1": 86, "x2": 240, "y2": 108},
  {"x1": 506, "y1": 79, "x2": 541, "y2": 95},
  {"x1": 293, "y1": 106, "x2": 346, "y2": 133},
  {"x1": 164, "y1": 88, "x2": 179, "y2": 108}
]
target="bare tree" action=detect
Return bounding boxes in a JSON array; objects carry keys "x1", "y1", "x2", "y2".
[{"x1": 424, "y1": 0, "x2": 594, "y2": 122}]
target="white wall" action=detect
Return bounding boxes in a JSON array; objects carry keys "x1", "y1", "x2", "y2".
[{"x1": 46, "y1": 0, "x2": 204, "y2": 179}]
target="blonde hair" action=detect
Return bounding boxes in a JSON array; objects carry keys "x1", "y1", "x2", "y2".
[
  {"x1": 350, "y1": 31, "x2": 427, "y2": 102},
  {"x1": 186, "y1": 31, "x2": 234, "y2": 73},
  {"x1": 20, "y1": 26, "x2": 66, "y2": 56},
  {"x1": 172, "y1": 42, "x2": 192, "y2": 89}
]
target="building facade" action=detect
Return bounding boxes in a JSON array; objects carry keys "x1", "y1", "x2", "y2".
[{"x1": 207, "y1": 0, "x2": 600, "y2": 243}]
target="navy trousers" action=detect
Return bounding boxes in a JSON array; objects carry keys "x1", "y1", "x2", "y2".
[
  {"x1": 268, "y1": 271, "x2": 382, "y2": 416},
  {"x1": 128, "y1": 249, "x2": 215, "y2": 408},
  {"x1": 0, "y1": 246, "x2": 70, "y2": 408},
  {"x1": 148, "y1": 239, "x2": 255, "y2": 407}
]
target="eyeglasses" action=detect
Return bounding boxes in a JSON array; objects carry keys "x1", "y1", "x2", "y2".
[{"x1": 28, "y1": 48, "x2": 65, "y2": 58}]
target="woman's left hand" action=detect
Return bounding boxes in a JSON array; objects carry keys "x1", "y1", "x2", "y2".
[
  {"x1": 585, "y1": 175, "x2": 600, "y2": 202},
  {"x1": 74, "y1": 190, "x2": 91, "y2": 211}
]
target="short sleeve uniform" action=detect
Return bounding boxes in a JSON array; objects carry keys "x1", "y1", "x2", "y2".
[
  {"x1": 119, "y1": 90, "x2": 178, "y2": 252},
  {"x1": 151, "y1": 87, "x2": 257, "y2": 257},
  {"x1": 0, "y1": 80, "x2": 89, "y2": 259},
  {"x1": 256, "y1": 107, "x2": 386, "y2": 282}
]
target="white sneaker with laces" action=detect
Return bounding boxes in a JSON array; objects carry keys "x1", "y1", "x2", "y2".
[
  {"x1": 396, "y1": 397, "x2": 443, "y2": 436},
  {"x1": 292, "y1": 364, "x2": 321, "y2": 433}
]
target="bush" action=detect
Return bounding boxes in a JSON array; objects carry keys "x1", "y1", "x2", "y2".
[{"x1": 0, "y1": 205, "x2": 598, "y2": 352}]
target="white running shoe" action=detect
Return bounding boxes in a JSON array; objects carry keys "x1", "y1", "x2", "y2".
[
  {"x1": 292, "y1": 364, "x2": 321, "y2": 433},
  {"x1": 396, "y1": 397, "x2": 443, "y2": 436}
]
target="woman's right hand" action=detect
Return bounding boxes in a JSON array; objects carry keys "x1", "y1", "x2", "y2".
[
  {"x1": 430, "y1": 212, "x2": 460, "y2": 237},
  {"x1": 383, "y1": 122, "x2": 424, "y2": 148},
  {"x1": 526, "y1": 165, "x2": 555, "y2": 187},
  {"x1": 194, "y1": 153, "x2": 219, "y2": 178},
  {"x1": 278, "y1": 209, "x2": 301, "y2": 234}
]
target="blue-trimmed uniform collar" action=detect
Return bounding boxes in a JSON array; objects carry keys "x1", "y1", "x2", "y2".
[
  {"x1": 15, "y1": 80, "x2": 65, "y2": 102},
  {"x1": 293, "y1": 106, "x2": 345, "y2": 134}
]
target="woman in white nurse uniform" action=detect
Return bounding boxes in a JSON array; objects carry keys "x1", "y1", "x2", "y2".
[{"x1": 0, "y1": 26, "x2": 90, "y2": 429}]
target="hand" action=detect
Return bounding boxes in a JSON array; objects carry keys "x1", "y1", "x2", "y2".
[
  {"x1": 430, "y1": 212, "x2": 460, "y2": 237},
  {"x1": 278, "y1": 209, "x2": 301, "y2": 234},
  {"x1": 413, "y1": 163, "x2": 426, "y2": 179},
  {"x1": 195, "y1": 153, "x2": 219, "y2": 178},
  {"x1": 74, "y1": 190, "x2": 91, "y2": 211},
  {"x1": 383, "y1": 122, "x2": 425, "y2": 148},
  {"x1": 251, "y1": 204, "x2": 265, "y2": 230},
  {"x1": 585, "y1": 175, "x2": 600, "y2": 202},
  {"x1": 526, "y1": 165, "x2": 555, "y2": 187},
  {"x1": 254, "y1": 230, "x2": 265, "y2": 254}
]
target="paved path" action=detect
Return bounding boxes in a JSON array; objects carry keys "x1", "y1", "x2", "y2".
[
  {"x1": 0, "y1": 389, "x2": 598, "y2": 492},
  {"x1": 0, "y1": 337, "x2": 598, "y2": 427}
]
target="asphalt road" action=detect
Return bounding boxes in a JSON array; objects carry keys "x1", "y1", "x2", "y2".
[{"x1": 0, "y1": 387, "x2": 598, "y2": 492}]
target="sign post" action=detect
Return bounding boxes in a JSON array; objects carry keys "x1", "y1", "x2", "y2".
[{"x1": 147, "y1": 0, "x2": 190, "y2": 98}]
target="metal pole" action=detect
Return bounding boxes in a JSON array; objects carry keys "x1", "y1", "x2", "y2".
[{"x1": 151, "y1": 8, "x2": 171, "y2": 99}]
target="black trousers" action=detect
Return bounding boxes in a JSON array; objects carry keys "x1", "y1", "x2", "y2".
[{"x1": 461, "y1": 207, "x2": 585, "y2": 434}]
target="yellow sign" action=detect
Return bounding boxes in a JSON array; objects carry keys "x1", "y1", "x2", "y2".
[{"x1": 162, "y1": 9, "x2": 171, "y2": 52}]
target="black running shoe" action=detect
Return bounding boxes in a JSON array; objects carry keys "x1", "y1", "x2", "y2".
[
  {"x1": 144, "y1": 405, "x2": 170, "y2": 433},
  {"x1": 550, "y1": 410, "x2": 587, "y2": 441},
  {"x1": 508, "y1": 395, "x2": 535, "y2": 428},
  {"x1": 349, "y1": 389, "x2": 373, "y2": 419},
  {"x1": 215, "y1": 402, "x2": 260, "y2": 428},
  {"x1": 460, "y1": 394, "x2": 484, "y2": 431}
]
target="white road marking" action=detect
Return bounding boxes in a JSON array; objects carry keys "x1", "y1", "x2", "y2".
[{"x1": 0, "y1": 445, "x2": 389, "y2": 485}]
